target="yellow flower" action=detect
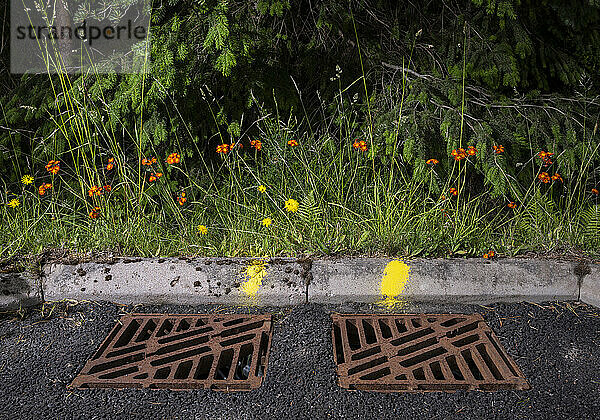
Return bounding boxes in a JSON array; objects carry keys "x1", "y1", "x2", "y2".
[
  {"x1": 284, "y1": 198, "x2": 299, "y2": 213},
  {"x1": 258, "y1": 185, "x2": 266, "y2": 193},
  {"x1": 7, "y1": 199, "x2": 20, "y2": 208},
  {"x1": 197, "y1": 225, "x2": 208, "y2": 235},
  {"x1": 262, "y1": 217, "x2": 272, "y2": 227},
  {"x1": 21, "y1": 175, "x2": 34, "y2": 185}
]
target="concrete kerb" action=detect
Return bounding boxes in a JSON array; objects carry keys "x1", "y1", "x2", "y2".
[
  {"x1": 580, "y1": 264, "x2": 600, "y2": 308},
  {"x1": 0, "y1": 257, "x2": 596, "y2": 309},
  {"x1": 42, "y1": 257, "x2": 308, "y2": 306},
  {"x1": 0, "y1": 270, "x2": 41, "y2": 310},
  {"x1": 309, "y1": 258, "x2": 580, "y2": 304}
]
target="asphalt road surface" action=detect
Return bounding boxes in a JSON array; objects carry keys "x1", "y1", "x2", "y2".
[{"x1": 1, "y1": 300, "x2": 598, "y2": 419}]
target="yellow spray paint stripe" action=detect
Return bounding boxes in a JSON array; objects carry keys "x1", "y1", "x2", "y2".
[{"x1": 241, "y1": 260, "x2": 268, "y2": 297}]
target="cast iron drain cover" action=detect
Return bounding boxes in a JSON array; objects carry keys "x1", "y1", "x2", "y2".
[
  {"x1": 71, "y1": 314, "x2": 272, "y2": 391},
  {"x1": 331, "y1": 313, "x2": 530, "y2": 392}
]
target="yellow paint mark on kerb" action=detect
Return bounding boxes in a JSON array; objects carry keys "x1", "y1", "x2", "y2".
[
  {"x1": 378, "y1": 260, "x2": 411, "y2": 310},
  {"x1": 241, "y1": 260, "x2": 268, "y2": 297}
]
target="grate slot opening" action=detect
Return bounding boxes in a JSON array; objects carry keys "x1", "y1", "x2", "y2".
[
  {"x1": 98, "y1": 366, "x2": 139, "y2": 379},
  {"x1": 411, "y1": 318, "x2": 422, "y2": 328},
  {"x1": 157, "y1": 326, "x2": 212, "y2": 345},
  {"x1": 136, "y1": 319, "x2": 157, "y2": 342},
  {"x1": 195, "y1": 318, "x2": 206, "y2": 327},
  {"x1": 485, "y1": 332, "x2": 519, "y2": 377},
  {"x1": 176, "y1": 319, "x2": 191, "y2": 332},
  {"x1": 215, "y1": 349, "x2": 234, "y2": 380},
  {"x1": 399, "y1": 347, "x2": 447, "y2": 368},
  {"x1": 391, "y1": 328, "x2": 434, "y2": 347},
  {"x1": 174, "y1": 360, "x2": 193, "y2": 379},
  {"x1": 446, "y1": 355, "x2": 465, "y2": 380},
  {"x1": 413, "y1": 367, "x2": 425, "y2": 380},
  {"x1": 345, "y1": 320, "x2": 361, "y2": 350},
  {"x1": 446, "y1": 322, "x2": 479, "y2": 338},
  {"x1": 333, "y1": 323, "x2": 345, "y2": 364},
  {"x1": 220, "y1": 333, "x2": 256, "y2": 347},
  {"x1": 395, "y1": 373, "x2": 407, "y2": 380},
  {"x1": 441, "y1": 317, "x2": 466, "y2": 327},
  {"x1": 156, "y1": 319, "x2": 174, "y2": 338},
  {"x1": 255, "y1": 331, "x2": 270, "y2": 377},
  {"x1": 476, "y1": 344, "x2": 503, "y2": 380},
  {"x1": 378, "y1": 319, "x2": 392, "y2": 339},
  {"x1": 223, "y1": 318, "x2": 246, "y2": 327},
  {"x1": 92, "y1": 324, "x2": 122, "y2": 359},
  {"x1": 220, "y1": 321, "x2": 264, "y2": 338},
  {"x1": 150, "y1": 346, "x2": 211, "y2": 367},
  {"x1": 234, "y1": 343, "x2": 254, "y2": 380},
  {"x1": 194, "y1": 355, "x2": 214, "y2": 380},
  {"x1": 395, "y1": 319, "x2": 407, "y2": 333},
  {"x1": 154, "y1": 366, "x2": 171, "y2": 379},
  {"x1": 352, "y1": 346, "x2": 381, "y2": 361},
  {"x1": 397, "y1": 337, "x2": 438, "y2": 357},
  {"x1": 348, "y1": 356, "x2": 387, "y2": 376},
  {"x1": 88, "y1": 353, "x2": 144, "y2": 374},
  {"x1": 430, "y1": 361, "x2": 444, "y2": 380},
  {"x1": 362, "y1": 320, "x2": 377, "y2": 344},
  {"x1": 461, "y1": 349, "x2": 483, "y2": 380},
  {"x1": 452, "y1": 334, "x2": 480, "y2": 348},
  {"x1": 106, "y1": 344, "x2": 146, "y2": 359},
  {"x1": 114, "y1": 320, "x2": 141, "y2": 348},
  {"x1": 360, "y1": 367, "x2": 391, "y2": 380},
  {"x1": 152, "y1": 335, "x2": 210, "y2": 356}
]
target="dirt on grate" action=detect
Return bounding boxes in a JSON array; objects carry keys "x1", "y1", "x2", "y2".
[
  {"x1": 331, "y1": 313, "x2": 530, "y2": 392},
  {"x1": 70, "y1": 313, "x2": 273, "y2": 391}
]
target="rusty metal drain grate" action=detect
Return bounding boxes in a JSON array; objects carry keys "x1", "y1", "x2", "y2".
[
  {"x1": 331, "y1": 313, "x2": 530, "y2": 392},
  {"x1": 71, "y1": 314, "x2": 272, "y2": 391}
]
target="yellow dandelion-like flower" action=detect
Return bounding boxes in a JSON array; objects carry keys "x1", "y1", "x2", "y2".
[
  {"x1": 21, "y1": 175, "x2": 34, "y2": 185},
  {"x1": 284, "y1": 199, "x2": 299, "y2": 213},
  {"x1": 262, "y1": 217, "x2": 272, "y2": 227},
  {"x1": 258, "y1": 185, "x2": 266, "y2": 193},
  {"x1": 7, "y1": 199, "x2": 20, "y2": 208},
  {"x1": 197, "y1": 225, "x2": 208, "y2": 235}
]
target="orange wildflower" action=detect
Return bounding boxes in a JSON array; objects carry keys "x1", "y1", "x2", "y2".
[
  {"x1": 166, "y1": 153, "x2": 181, "y2": 164},
  {"x1": 103, "y1": 185, "x2": 111, "y2": 192},
  {"x1": 592, "y1": 188, "x2": 599, "y2": 195},
  {"x1": 38, "y1": 183, "x2": 52, "y2": 195},
  {"x1": 538, "y1": 172, "x2": 551, "y2": 183},
  {"x1": 483, "y1": 251, "x2": 495, "y2": 259},
  {"x1": 353, "y1": 140, "x2": 368, "y2": 152},
  {"x1": 448, "y1": 187, "x2": 458, "y2": 196},
  {"x1": 287, "y1": 139, "x2": 299, "y2": 147},
  {"x1": 216, "y1": 144, "x2": 230, "y2": 154},
  {"x1": 88, "y1": 186, "x2": 102, "y2": 197},
  {"x1": 493, "y1": 145, "x2": 504, "y2": 154},
  {"x1": 451, "y1": 148, "x2": 468, "y2": 161},
  {"x1": 250, "y1": 139, "x2": 262, "y2": 151},
  {"x1": 177, "y1": 192, "x2": 187, "y2": 206},
  {"x1": 551, "y1": 173, "x2": 563, "y2": 182},
  {"x1": 106, "y1": 158, "x2": 115, "y2": 171},
  {"x1": 45, "y1": 160, "x2": 60, "y2": 174},
  {"x1": 537, "y1": 151, "x2": 554, "y2": 166},
  {"x1": 426, "y1": 158, "x2": 439, "y2": 166},
  {"x1": 507, "y1": 202, "x2": 517, "y2": 209},
  {"x1": 89, "y1": 207, "x2": 101, "y2": 219},
  {"x1": 467, "y1": 145, "x2": 477, "y2": 156},
  {"x1": 149, "y1": 172, "x2": 163, "y2": 182},
  {"x1": 142, "y1": 157, "x2": 157, "y2": 166}
]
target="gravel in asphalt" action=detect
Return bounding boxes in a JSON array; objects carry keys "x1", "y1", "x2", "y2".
[{"x1": 0, "y1": 300, "x2": 598, "y2": 419}]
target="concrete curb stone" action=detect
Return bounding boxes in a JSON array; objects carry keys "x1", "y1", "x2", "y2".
[
  {"x1": 0, "y1": 270, "x2": 41, "y2": 310},
  {"x1": 580, "y1": 263, "x2": 600, "y2": 308},
  {"x1": 42, "y1": 257, "x2": 307, "y2": 306},
  {"x1": 309, "y1": 258, "x2": 579, "y2": 304}
]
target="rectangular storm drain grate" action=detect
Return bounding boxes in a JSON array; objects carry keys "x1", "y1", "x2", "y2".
[
  {"x1": 331, "y1": 314, "x2": 530, "y2": 392},
  {"x1": 71, "y1": 314, "x2": 273, "y2": 391}
]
